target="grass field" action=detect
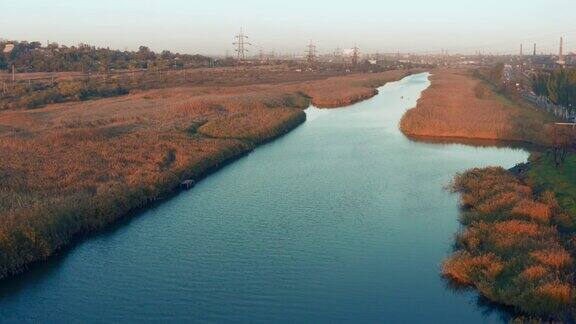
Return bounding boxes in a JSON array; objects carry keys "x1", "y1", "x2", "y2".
[{"x1": 529, "y1": 153, "x2": 576, "y2": 222}]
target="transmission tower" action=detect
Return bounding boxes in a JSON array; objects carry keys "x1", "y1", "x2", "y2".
[
  {"x1": 333, "y1": 45, "x2": 342, "y2": 62},
  {"x1": 233, "y1": 28, "x2": 251, "y2": 60},
  {"x1": 559, "y1": 37, "x2": 565, "y2": 66},
  {"x1": 352, "y1": 44, "x2": 360, "y2": 66},
  {"x1": 306, "y1": 40, "x2": 317, "y2": 64}
]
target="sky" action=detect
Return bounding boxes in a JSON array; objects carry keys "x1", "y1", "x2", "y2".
[{"x1": 1, "y1": 0, "x2": 576, "y2": 56}]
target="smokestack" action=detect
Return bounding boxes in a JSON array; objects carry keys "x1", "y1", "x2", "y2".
[
  {"x1": 533, "y1": 43, "x2": 536, "y2": 57},
  {"x1": 520, "y1": 44, "x2": 523, "y2": 58}
]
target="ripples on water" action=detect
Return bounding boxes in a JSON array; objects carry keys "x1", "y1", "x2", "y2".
[{"x1": 0, "y1": 73, "x2": 529, "y2": 323}]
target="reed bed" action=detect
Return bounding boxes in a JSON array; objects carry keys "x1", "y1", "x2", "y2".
[
  {"x1": 445, "y1": 167, "x2": 575, "y2": 319},
  {"x1": 0, "y1": 68, "x2": 417, "y2": 279},
  {"x1": 400, "y1": 69, "x2": 551, "y2": 145}
]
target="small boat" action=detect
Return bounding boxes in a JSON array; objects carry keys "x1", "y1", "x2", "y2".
[{"x1": 180, "y1": 179, "x2": 195, "y2": 190}]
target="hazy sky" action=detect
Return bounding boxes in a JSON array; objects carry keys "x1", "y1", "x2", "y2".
[{"x1": 2, "y1": 0, "x2": 575, "y2": 56}]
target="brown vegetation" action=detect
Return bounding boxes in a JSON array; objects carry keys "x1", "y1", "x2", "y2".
[
  {"x1": 400, "y1": 69, "x2": 553, "y2": 144},
  {"x1": 0, "y1": 67, "x2": 419, "y2": 279},
  {"x1": 304, "y1": 70, "x2": 418, "y2": 108},
  {"x1": 0, "y1": 65, "x2": 339, "y2": 110},
  {"x1": 444, "y1": 167, "x2": 576, "y2": 318}
]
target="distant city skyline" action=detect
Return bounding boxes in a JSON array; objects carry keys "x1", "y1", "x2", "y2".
[{"x1": 2, "y1": 0, "x2": 575, "y2": 56}]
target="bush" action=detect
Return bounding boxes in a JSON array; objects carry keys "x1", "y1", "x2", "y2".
[
  {"x1": 474, "y1": 83, "x2": 490, "y2": 99},
  {"x1": 20, "y1": 88, "x2": 63, "y2": 108},
  {"x1": 57, "y1": 80, "x2": 85, "y2": 98}
]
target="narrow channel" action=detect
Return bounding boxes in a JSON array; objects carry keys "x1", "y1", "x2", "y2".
[{"x1": 0, "y1": 73, "x2": 528, "y2": 322}]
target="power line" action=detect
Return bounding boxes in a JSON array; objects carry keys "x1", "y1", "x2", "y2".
[{"x1": 397, "y1": 28, "x2": 576, "y2": 55}]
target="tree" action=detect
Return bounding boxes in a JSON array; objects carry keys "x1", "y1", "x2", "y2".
[
  {"x1": 533, "y1": 68, "x2": 576, "y2": 114},
  {"x1": 0, "y1": 40, "x2": 215, "y2": 73},
  {"x1": 547, "y1": 124, "x2": 576, "y2": 168},
  {"x1": 489, "y1": 62, "x2": 504, "y2": 84}
]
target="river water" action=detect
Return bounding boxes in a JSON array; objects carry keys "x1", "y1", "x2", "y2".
[{"x1": 0, "y1": 73, "x2": 528, "y2": 323}]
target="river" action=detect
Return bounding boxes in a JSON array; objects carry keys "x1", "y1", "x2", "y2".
[{"x1": 0, "y1": 73, "x2": 529, "y2": 323}]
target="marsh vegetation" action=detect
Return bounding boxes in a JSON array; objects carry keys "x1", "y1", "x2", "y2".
[{"x1": 0, "y1": 68, "x2": 415, "y2": 279}]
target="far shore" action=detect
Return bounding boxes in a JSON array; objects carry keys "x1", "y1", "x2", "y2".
[
  {"x1": 405, "y1": 68, "x2": 576, "y2": 320},
  {"x1": 400, "y1": 68, "x2": 554, "y2": 146}
]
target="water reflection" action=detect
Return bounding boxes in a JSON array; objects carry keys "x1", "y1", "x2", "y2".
[{"x1": 405, "y1": 134, "x2": 543, "y2": 152}]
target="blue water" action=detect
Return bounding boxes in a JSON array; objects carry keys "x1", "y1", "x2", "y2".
[{"x1": 0, "y1": 73, "x2": 528, "y2": 323}]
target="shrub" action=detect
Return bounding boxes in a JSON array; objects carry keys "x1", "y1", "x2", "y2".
[
  {"x1": 20, "y1": 88, "x2": 63, "y2": 108},
  {"x1": 511, "y1": 199, "x2": 551, "y2": 224},
  {"x1": 57, "y1": 80, "x2": 85, "y2": 98},
  {"x1": 530, "y1": 250, "x2": 573, "y2": 269},
  {"x1": 520, "y1": 265, "x2": 548, "y2": 280},
  {"x1": 535, "y1": 282, "x2": 572, "y2": 311},
  {"x1": 442, "y1": 252, "x2": 504, "y2": 286},
  {"x1": 474, "y1": 83, "x2": 490, "y2": 99}
]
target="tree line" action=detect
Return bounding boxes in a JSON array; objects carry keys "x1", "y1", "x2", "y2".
[
  {"x1": 0, "y1": 41, "x2": 217, "y2": 73},
  {"x1": 532, "y1": 68, "x2": 576, "y2": 110}
]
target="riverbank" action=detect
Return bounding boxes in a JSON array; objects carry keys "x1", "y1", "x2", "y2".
[
  {"x1": 0, "y1": 68, "x2": 421, "y2": 280},
  {"x1": 407, "y1": 69, "x2": 576, "y2": 319},
  {"x1": 444, "y1": 166, "x2": 575, "y2": 320},
  {"x1": 400, "y1": 69, "x2": 553, "y2": 145},
  {"x1": 529, "y1": 153, "x2": 576, "y2": 223}
]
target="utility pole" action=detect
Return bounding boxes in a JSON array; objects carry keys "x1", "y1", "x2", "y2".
[
  {"x1": 233, "y1": 28, "x2": 251, "y2": 61},
  {"x1": 306, "y1": 40, "x2": 316, "y2": 64},
  {"x1": 11, "y1": 64, "x2": 15, "y2": 82}
]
